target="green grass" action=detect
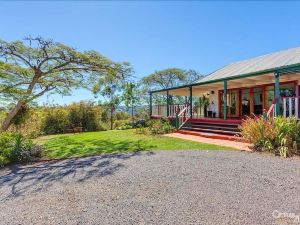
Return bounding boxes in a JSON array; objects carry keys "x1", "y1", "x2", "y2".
[{"x1": 39, "y1": 129, "x2": 234, "y2": 160}]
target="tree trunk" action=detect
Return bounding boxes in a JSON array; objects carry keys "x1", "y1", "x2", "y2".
[
  {"x1": 1, "y1": 101, "x2": 24, "y2": 131},
  {"x1": 131, "y1": 104, "x2": 134, "y2": 126},
  {"x1": 1, "y1": 69, "x2": 41, "y2": 132},
  {"x1": 110, "y1": 108, "x2": 113, "y2": 130}
]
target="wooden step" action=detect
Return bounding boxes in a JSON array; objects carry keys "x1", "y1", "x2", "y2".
[
  {"x1": 189, "y1": 118, "x2": 242, "y2": 125},
  {"x1": 181, "y1": 127, "x2": 240, "y2": 136},
  {"x1": 190, "y1": 124, "x2": 240, "y2": 132},
  {"x1": 189, "y1": 121, "x2": 239, "y2": 128},
  {"x1": 176, "y1": 129, "x2": 245, "y2": 142}
]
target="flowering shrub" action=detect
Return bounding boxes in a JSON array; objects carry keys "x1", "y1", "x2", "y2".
[
  {"x1": 241, "y1": 116, "x2": 300, "y2": 157},
  {"x1": 148, "y1": 119, "x2": 175, "y2": 135}
]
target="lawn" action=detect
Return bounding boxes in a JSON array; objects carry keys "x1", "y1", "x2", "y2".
[{"x1": 38, "y1": 129, "x2": 234, "y2": 159}]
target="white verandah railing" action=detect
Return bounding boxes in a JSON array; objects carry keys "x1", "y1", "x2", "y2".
[
  {"x1": 267, "y1": 97, "x2": 300, "y2": 119},
  {"x1": 151, "y1": 104, "x2": 187, "y2": 117},
  {"x1": 282, "y1": 97, "x2": 300, "y2": 119},
  {"x1": 151, "y1": 105, "x2": 168, "y2": 117},
  {"x1": 152, "y1": 97, "x2": 300, "y2": 122},
  {"x1": 151, "y1": 104, "x2": 190, "y2": 129}
]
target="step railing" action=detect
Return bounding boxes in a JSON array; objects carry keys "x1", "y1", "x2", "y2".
[
  {"x1": 169, "y1": 104, "x2": 186, "y2": 117},
  {"x1": 175, "y1": 104, "x2": 190, "y2": 129},
  {"x1": 267, "y1": 102, "x2": 276, "y2": 118},
  {"x1": 282, "y1": 97, "x2": 299, "y2": 119}
]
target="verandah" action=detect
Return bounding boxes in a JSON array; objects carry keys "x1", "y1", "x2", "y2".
[{"x1": 150, "y1": 68, "x2": 300, "y2": 122}]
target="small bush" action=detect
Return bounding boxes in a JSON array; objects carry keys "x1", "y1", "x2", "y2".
[
  {"x1": 135, "y1": 126, "x2": 149, "y2": 135},
  {"x1": 43, "y1": 108, "x2": 69, "y2": 134},
  {"x1": 133, "y1": 119, "x2": 147, "y2": 128},
  {"x1": 241, "y1": 116, "x2": 300, "y2": 157},
  {"x1": 68, "y1": 102, "x2": 101, "y2": 132},
  {"x1": 241, "y1": 116, "x2": 277, "y2": 151},
  {"x1": 115, "y1": 111, "x2": 130, "y2": 120},
  {"x1": 115, "y1": 120, "x2": 134, "y2": 130},
  {"x1": 0, "y1": 132, "x2": 42, "y2": 167},
  {"x1": 113, "y1": 120, "x2": 131, "y2": 130},
  {"x1": 8, "y1": 108, "x2": 44, "y2": 138},
  {"x1": 116, "y1": 124, "x2": 133, "y2": 130},
  {"x1": 148, "y1": 119, "x2": 175, "y2": 135}
]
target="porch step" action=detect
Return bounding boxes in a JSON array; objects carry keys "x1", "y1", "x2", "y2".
[
  {"x1": 180, "y1": 119, "x2": 241, "y2": 137},
  {"x1": 181, "y1": 127, "x2": 240, "y2": 136},
  {"x1": 176, "y1": 129, "x2": 244, "y2": 142},
  {"x1": 190, "y1": 123, "x2": 239, "y2": 131}
]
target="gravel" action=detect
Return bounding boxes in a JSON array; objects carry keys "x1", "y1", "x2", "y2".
[{"x1": 0, "y1": 150, "x2": 300, "y2": 225}]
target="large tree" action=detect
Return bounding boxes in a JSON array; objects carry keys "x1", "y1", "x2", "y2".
[
  {"x1": 93, "y1": 65, "x2": 132, "y2": 130},
  {"x1": 123, "y1": 82, "x2": 141, "y2": 125},
  {"x1": 0, "y1": 37, "x2": 129, "y2": 131},
  {"x1": 142, "y1": 68, "x2": 203, "y2": 90},
  {"x1": 142, "y1": 68, "x2": 204, "y2": 104}
]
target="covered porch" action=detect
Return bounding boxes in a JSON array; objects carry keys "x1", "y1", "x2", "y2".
[{"x1": 150, "y1": 69, "x2": 300, "y2": 126}]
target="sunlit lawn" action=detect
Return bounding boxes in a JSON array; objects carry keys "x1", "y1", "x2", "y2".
[{"x1": 38, "y1": 129, "x2": 234, "y2": 160}]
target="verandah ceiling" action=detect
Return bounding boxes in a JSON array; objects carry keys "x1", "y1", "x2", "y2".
[{"x1": 155, "y1": 72, "x2": 300, "y2": 96}]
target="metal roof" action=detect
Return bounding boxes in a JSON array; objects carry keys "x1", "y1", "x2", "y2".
[{"x1": 196, "y1": 47, "x2": 300, "y2": 83}]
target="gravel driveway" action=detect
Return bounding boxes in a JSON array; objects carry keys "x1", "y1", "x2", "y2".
[{"x1": 0, "y1": 150, "x2": 300, "y2": 225}]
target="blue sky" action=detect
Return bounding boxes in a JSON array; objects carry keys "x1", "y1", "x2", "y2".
[{"x1": 1, "y1": 1, "x2": 300, "y2": 105}]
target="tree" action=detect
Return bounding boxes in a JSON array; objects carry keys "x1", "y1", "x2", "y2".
[
  {"x1": 142, "y1": 68, "x2": 204, "y2": 90},
  {"x1": 123, "y1": 82, "x2": 141, "y2": 125},
  {"x1": 0, "y1": 37, "x2": 128, "y2": 131},
  {"x1": 142, "y1": 68, "x2": 186, "y2": 90},
  {"x1": 194, "y1": 95, "x2": 209, "y2": 116},
  {"x1": 185, "y1": 69, "x2": 204, "y2": 84},
  {"x1": 142, "y1": 67, "x2": 204, "y2": 105},
  {"x1": 94, "y1": 67, "x2": 132, "y2": 130}
]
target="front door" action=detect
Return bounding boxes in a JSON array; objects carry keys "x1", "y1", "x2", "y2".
[
  {"x1": 253, "y1": 87, "x2": 263, "y2": 115},
  {"x1": 219, "y1": 89, "x2": 239, "y2": 118},
  {"x1": 228, "y1": 90, "x2": 239, "y2": 117},
  {"x1": 241, "y1": 89, "x2": 250, "y2": 116}
]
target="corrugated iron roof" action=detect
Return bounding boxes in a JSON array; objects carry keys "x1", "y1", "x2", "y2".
[{"x1": 197, "y1": 47, "x2": 300, "y2": 83}]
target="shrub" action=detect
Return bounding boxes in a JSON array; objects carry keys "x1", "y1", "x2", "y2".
[
  {"x1": 116, "y1": 124, "x2": 133, "y2": 130},
  {"x1": 148, "y1": 119, "x2": 175, "y2": 135},
  {"x1": 8, "y1": 108, "x2": 44, "y2": 138},
  {"x1": 68, "y1": 102, "x2": 101, "y2": 132},
  {"x1": 0, "y1": 132, "x2": 42, "y2": 167},
  {"x1": 0, "y1": 132, "x2": 14, "y2": 166},
  {"x1": 135, "y1": 126, "x2": 149, "y2": 135},
  {"x1": 162, "y1": 121, "x2": 174, "y2": 134},
  {"x1": 115, "y1": 111, "x2": 130, "y2": 120},
  {"x1": 43, "y1": 108, "x2": 69, "y2": 134},
  {"x1": 133, "y1": 119, "x2": 147, "y2": 128},
  {"x1": 115, "y1": 120, "x2": 133, "y2": 130},
  {"x1": 241, "y1": 116, "x2": 277, "y2": 151},
  {"x1": 241, "y1": 116, "x2": 300, "y2": 157},
  {"x1": 113, "y1": 120, "x2": 130, "y2": 129}
]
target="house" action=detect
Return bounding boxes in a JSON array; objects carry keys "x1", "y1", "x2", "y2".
[{"x1": 149, "y1": 47, "x2": 300, "y2": 140}]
